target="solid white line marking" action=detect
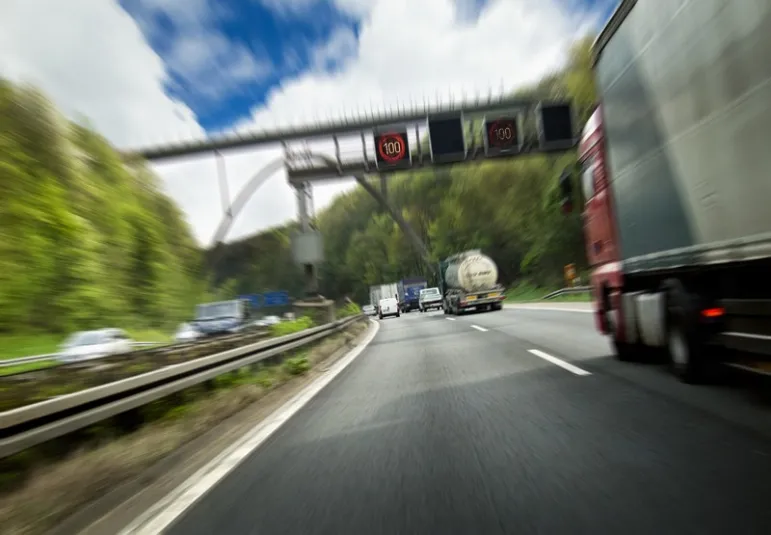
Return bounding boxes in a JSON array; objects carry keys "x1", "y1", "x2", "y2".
[
  {"x1": 504, "y1": 304, "x2": 594, "y2": 314},
  {"x1": 446, "y1": 317, "x2": 456, "y2": 321},
  {"x1": 471, "y1": 324, "x2": 488, "y2": 332},
  {"x1": 120, "y1": 319, "x2": 381, "y2": 535},
  {"x1": 527, "y1": 349, "x2": 591, "y2": 376}
]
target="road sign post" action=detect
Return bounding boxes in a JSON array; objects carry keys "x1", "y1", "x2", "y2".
[{"x1": 564, "y1": 263, "x2": 577, "y2": 288}]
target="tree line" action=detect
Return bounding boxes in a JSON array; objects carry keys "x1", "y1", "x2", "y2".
[{"x1": 0, "y1": 80, "x2": 212, "y2": 335}]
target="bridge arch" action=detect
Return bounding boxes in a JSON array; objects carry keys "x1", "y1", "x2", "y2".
[
  {"x1": 210, "y1": 157, "x2": 285, "y2": 246},
  {"x1": 210, "y1": 151, "x2": 431, "y2": 271}
]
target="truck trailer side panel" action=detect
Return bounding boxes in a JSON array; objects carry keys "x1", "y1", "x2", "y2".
[{"x1": 597, "y1": 0, "x2": 771, "y2": 274}]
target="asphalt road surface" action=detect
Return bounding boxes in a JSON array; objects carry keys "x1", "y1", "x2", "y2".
[{"x1": 166, "y1": 305, "x2": 771, "y2": 535}]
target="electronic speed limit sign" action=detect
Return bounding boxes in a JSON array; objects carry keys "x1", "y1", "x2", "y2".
[
  {"x1": 374, "y1": 130, "x2": 411, "y2": 169},
  {"x1": 483, "y1": 116, "x2": 521, "y2": 156}
]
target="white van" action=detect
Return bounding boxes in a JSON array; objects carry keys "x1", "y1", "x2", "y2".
[{"x1": 378, "y1": 297, "x2": 400, "y2": 319}]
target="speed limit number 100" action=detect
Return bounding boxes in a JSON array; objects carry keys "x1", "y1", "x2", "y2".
[
  {"x1": 486, "y1": 119, "x2": 519, "y2": 150},
  {"x1": 375, "y1": 132, "x2": 409, "y2": 165}
]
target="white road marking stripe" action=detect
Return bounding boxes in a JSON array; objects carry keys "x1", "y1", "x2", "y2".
[
  {"x1": 446, "y1": 317, "x2": 456, "y2": 321},
  {"x1": 471, "y1": 325, "x2": 488, "y2": 332},
  {"x1": 527, "y1": 349, "x2": 591, "y2": 376},
  {"x1": 120, "y1": 319, "x2": 381, "y2": 535}
]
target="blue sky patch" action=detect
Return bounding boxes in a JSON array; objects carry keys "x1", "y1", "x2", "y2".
[
  {"x1": 121, "y1": 0, "x2": 618, "y2": 134},
  {"x1": 121, "y1": 0, "x2": 360, "y2": 131}
]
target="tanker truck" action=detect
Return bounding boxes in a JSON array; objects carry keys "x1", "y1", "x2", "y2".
[
  {"x1": 439, "y1": 250, "x2": 506, "y2": 315},
  {"x1": 560, "y1": 0, "x2": 771, "y2": 383}
]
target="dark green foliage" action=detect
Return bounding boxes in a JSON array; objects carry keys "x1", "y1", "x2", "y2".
[{"x1": 0, "y1": 80, "x2": 211, "y2": 334}]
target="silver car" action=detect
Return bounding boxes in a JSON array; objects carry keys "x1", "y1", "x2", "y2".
[
  {"x1": 58, "y1": 328, "x2": 133, "y2": 364},
  {"x1": 419, "y1": 287, "x2": 443, "y2": 312}
]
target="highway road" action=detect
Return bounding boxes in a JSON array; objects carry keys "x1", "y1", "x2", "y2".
[{"x1": 164, "y1": 305, "x2": 771, "y2": 535}]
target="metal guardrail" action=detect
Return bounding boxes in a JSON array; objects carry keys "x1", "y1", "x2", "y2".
[
  {"x1": 542, "y1": 286, "x2": 591, "y2": 300},
  {"x1": 0, "y1": 314, "x2": 365, "y2": 459},
  {"x1": 0, "y1": 342, "x2": 164, "y2": 368}
]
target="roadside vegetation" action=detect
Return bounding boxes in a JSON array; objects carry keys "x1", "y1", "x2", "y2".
[
  {"x1": 336, "y1": 302, "x2": 363, "y2": 319},
  {"x1": 0, "y1": 80, "x2": 216, "y2": 354},
  {"x1": 0, "y1": 328, "x2": 172, "y2": 361},
  {"x1": 0, "y1": 318, "x2": 370, "y2": 535},
  {"x1": 270, "y1": 316, "x2": 315, "y2": 337},
  {"x1": 504, "y1": 282, "x2": 592, "y2": 303}
]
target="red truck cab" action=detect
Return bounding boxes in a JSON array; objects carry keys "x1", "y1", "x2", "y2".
[{"x1": 577, "y1": 106, "x2": 623, "y2": 337}]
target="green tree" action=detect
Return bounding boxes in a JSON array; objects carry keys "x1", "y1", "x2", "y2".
[{"x1": 0, "y1": 79, "x2": 211, "y2": 336}]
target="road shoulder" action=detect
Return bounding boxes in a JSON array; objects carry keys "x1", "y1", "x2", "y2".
[{"x1": 53, "y1": 319, "x2": 378, "y2": 535}]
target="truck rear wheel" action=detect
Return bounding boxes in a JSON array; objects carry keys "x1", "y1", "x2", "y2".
[{"x1": 662, "y1": 279, "x2": 709, "y2": 384}]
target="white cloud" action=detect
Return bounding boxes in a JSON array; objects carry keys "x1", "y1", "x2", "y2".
[
  {"x1": 1, "y1": 0, "x2": 606, "y2": 247},
  {"x1": 255, "y1": 0, "x2": 376, "y2": 19},
  {"x1": 311, "y1": 27, "x2": 359, "y2": 71},
  {"x1": 165, "y1": 32, "x2": 273, "y2": 100},
  {"x1": 0, "y1": 0, "x2": 203, "y2": 149},
  {"x1": 131, "y1": 0, "x2": 274, "y2": 101}
]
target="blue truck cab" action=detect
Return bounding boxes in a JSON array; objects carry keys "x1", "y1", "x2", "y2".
[
  {"x1": 191, "y1": 299, "x2": 253, "y2": 337},
  {"x1": 398, "y1": 277, "x2": 428, "y2": 312}
]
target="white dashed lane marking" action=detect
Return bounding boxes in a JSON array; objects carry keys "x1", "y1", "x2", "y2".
[{"x1": 527, "y1": 349, "x2": 591, "y2": 376}]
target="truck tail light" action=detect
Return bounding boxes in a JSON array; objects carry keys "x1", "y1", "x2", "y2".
[{"x1": 701, "y1": 307, "x2": 725, "y2": 319}]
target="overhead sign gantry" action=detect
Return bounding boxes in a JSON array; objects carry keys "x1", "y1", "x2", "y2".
[
  {"x1": 281, "y1": 99, "x2": 576, "y2": 183},
  {"x1": 127, "y1": 94, "x2": 578, "y2": 298}
]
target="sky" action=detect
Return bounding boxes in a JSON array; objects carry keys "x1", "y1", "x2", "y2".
[{"x1": 0, "y1": 0, "x2": 618, "y2": 246}]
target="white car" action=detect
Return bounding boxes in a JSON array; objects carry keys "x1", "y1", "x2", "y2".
[
  {"x1": 174, "y1": 322, "x2": 201, "y2": 343},
  {"x1": 378, "y1": 297, "x2": 400, "y2": 319},
  {"x1": 263, "y1": 315, "x2": 282, "y2": 326},
  {"x1": 362, "y1": 304, "x2": 377, "y2": 316},
  {"x1": 419, "y1": 287, "x2": 444, "y2": 312},
  {"x1": 58, "y1": 328, "x2": 134, "y2": 364}
]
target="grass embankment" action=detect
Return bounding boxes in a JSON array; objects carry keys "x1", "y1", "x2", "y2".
[
  {"x1": 0, "y1": 318, "x2": 319, "y2": 410},
  {"x1": 0, "y1": 329, "x2": 174, "y2": 378},
  {"x1": 505, "y1": 282, "x2": 593, "y2": 303},
  {"x1": 0, "y1": 316, "x2": 369, "y2": 535},
  {"x1": 0, "y1": 329, "x2": 172, "y2": 361},
  {"x1": 0, "y1": 361, "x2": 58, "y2": 378},
  {"x1": 336, "y1": 302, "x2": 362, "y2": 319}
]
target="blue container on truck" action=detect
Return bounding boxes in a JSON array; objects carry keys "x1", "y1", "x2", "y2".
[{"x1": 398, "y1": 277, "x2": 428, "y2": 312}]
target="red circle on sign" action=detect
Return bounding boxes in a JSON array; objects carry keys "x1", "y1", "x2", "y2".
[
  {"x1": 487, "y1": 120, "x2": 516, "y2": 148},
  {"x1": 377, "y1": 133, "x2": 407, "y2": 162}
]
